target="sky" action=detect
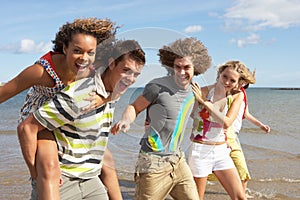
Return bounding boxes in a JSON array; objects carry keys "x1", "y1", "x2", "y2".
[{"x1": 0, "y1": 0, "x2": 299, "y2": 88}]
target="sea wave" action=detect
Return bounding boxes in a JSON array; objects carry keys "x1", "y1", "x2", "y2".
[{"x1": 257, "y1": 177, "x2": 300, "y2": 183}]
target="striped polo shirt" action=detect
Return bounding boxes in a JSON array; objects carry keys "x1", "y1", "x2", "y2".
[{"x1": 34, "y1": 76, "x2": 115, "y2": 179}]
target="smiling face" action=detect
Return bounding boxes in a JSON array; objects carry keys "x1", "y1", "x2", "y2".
[
  {"x1": 218, "y1": 67, "x2": 240, "y2": 92},
  {"x1": 173, "y1": 56, "x2": 194, "y2": 89},
  {"x1": 108, "y1": 54, "x2": 143, "y2": 95},
  {"x1": 63, "y1": 33, "x2": 97, "y2": 78}
]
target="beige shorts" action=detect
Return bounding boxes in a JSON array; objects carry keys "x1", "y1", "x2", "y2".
[
  {"x1": 30, "y1": 176, "x2": 108, "y2": 200},
  {"x1": 60, "y1": 175, "x2": 108, "y2": 200},
  {"x1": 228, "y1": 132, "x2": 251, "y2": 181},
  {"x1": 134, "y1": 151, "x2": 199, "y2": 200}
]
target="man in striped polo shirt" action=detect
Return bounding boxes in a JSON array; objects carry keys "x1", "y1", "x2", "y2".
[{"x1": 18, "y1": 39, "x2": 145, "y2": 200}]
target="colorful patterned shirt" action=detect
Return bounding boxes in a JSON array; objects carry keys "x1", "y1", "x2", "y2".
[{"x1": 140, "y1": 76, "x2": 195, "y2": 155}]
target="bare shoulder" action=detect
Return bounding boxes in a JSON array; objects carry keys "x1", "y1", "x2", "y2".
[
  {"x1": 18, "y1": 63, "x2": 56, "y2": 88},
  {"x1": 232, "y1": 90, "x2": 244, "y2": 100}
]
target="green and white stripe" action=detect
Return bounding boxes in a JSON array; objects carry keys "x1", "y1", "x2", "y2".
[{"x1": 34, "y1": 77, "x2": 114, "y2": 179}]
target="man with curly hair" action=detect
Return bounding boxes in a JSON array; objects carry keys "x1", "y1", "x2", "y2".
[{"x1": 111, "y1": 37, "x2": 211, "y2": 200}]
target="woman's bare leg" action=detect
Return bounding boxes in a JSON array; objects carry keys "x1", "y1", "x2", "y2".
[
  {"x1": 36, "y1": 129, "x2": 61, "y2": 200},
  {"x1": 214, "y1": 168, "x2": 246, "y2": 200},
  {"x1": 193, "y1": 176, "x2": 208, "y2": 200}
]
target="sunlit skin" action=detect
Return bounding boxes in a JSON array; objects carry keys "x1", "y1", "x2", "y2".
[
  {"x1": 102, "y1": 55, "x2": 143, "y2": 98},
  {"x1": 217, "y1": 67, "x2": 240, "y2": 93},
  {"x1": 173, "y1": 56, "x2": 194, "y2": 89},
  {"x1": 56, "y1": 33, "x2": 97, "y2": 84}
]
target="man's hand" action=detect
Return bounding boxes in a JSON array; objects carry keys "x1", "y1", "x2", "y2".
[{"x1": 111, "y1": 120, "x2": 131, "y2": 135}]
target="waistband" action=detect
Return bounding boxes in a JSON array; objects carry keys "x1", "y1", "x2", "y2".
[
  {"x1": 139, "y1": 149, "x2": 183, "y2": 163},
  {"x1": 192, "y1": 139, "x2": 226, "y2": 145}
]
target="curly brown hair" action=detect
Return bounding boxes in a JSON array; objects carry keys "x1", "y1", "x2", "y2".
[
  {"x1": 158, "y1": 37, "x2": 211, "y2": 76},
  {"x1": 94, "y1": 39, "x2": 146, "y2": 69},
  {"x1": 52, "y1": 18, "x2": 117, "y2": 53},
  {"x1": 217, "y1": 61, "x2": 256, "y2": 84}
]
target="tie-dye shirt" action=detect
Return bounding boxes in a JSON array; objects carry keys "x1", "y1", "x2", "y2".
[{"x1": 140, "y1": 76, "x2": 195, "y2": 155}]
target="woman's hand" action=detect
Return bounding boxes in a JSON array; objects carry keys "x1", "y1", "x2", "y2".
[{"x1": 191, "y1": 82, "x2": 204, "y2": 104}]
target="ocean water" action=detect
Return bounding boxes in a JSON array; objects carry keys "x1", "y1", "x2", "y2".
[{"x1": 0, "y1": 88, "x2": 299, "y2": 199}]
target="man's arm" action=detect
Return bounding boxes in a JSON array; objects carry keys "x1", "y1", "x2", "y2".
[
  {"x1": 17, "y1": 113, "x2": 45, "y2": 179},
  {"x1": 111, "y1": 95, "x2": 150, "y2": 134}
]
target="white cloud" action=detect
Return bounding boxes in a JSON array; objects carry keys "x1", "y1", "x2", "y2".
[
  {"x1": 184, "y1": 25, "x2": 203, "y2": 33},
  {"x1": 223, "y1": 0, "x2": 300, "y2": 31},
  {"x1": 0, "y1": 39, "x2": 52, "y2": 54},
  {"x1": 17, "y1": 39, "x2": 52, "y2": 53},
  {"x1": 230, "y1": 33, "x2": 260, "y2": 47}
]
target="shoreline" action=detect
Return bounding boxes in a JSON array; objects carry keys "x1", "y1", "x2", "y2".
[
  {"x1": 119, "y1": 179, "x2": 230, "y2": 200},
  {"x1": 118, "y1": 178, "x2": 297, "y2": 200}
]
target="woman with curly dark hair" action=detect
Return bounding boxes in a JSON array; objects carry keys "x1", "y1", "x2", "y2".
[{"x1": 0, "y1": 17, "x2": 116, "y2": 200}]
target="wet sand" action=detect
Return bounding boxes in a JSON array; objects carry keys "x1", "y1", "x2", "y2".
[
  {"x1": 119, "y1": 179, "x2": 231, "y2": 200},
  {"x1": 119, "y1": 178, "x2": 298, "y2": 200}
]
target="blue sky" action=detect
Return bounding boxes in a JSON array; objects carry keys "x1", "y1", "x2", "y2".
[{"x1": 0, "y1": 0, "x2": 299, "y2": 88}]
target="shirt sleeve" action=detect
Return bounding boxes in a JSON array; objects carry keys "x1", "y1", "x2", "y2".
[{"x1": 142, "y1": 83, "x2": 160, "y2": 103}]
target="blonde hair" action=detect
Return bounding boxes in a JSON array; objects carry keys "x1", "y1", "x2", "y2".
[{"x1": 217, "y1": 60, "x2": 256, "y2": 84}]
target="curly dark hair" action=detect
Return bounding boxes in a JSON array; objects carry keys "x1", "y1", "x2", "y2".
[
  {"x1": 94, "y1": 39, "x2": 145, "y2": 69},
  {"x1": 52, "y1": 18, "x2": 117, "y2": 53},
  {"x1": 158, "y1": 37, "x2": 211, "y2": 76}
]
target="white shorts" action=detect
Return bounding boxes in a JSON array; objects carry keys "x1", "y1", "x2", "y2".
[{"x1": 188, "y1": 142, "x2": 235, "y2": 177}]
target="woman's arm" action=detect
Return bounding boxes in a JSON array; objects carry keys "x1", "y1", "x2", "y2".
[
  {"x1": 222, "y1": 92, "x2": 244, "y2": 128},
  {"x1": 0, "y1": 64, "x2": 46, "y2": 103},
  {"x1": 244, "y1": 105, "x2": 270, "y2": 133},
  {"x1": 192, "y1": 82, "x2": 243, "y2": 129}
]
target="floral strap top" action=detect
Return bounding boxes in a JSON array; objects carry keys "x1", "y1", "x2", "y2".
[{"x1": 18, "y1": 51, "x2": 65, "y2": 123}]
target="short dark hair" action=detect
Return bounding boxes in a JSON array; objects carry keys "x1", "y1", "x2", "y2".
[{"x1": 94, "y1": 39, "x2": 145, "y2": 69}]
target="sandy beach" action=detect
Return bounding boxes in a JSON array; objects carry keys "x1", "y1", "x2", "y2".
[
  {"x1": 119, "y1": 178, "x2": 299, "y2": 200},
  {"x1": 0, "y1": 132, "x2": 300, "y2": 200},
  {"x1": 119, "y1": 179, "x2": 230, "y2": 200},
  {"x1": 1, "y1": 88, "x2": 299, "y2": 199}
]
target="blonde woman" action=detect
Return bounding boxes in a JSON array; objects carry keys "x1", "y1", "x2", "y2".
[{"x1": 189, "y1": 61, "x2": 252, "y2": 200}]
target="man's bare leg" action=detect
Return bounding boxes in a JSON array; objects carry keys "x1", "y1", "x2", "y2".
[{"x1": 99, "y1": 149, "x2": 122, "y2": 200}]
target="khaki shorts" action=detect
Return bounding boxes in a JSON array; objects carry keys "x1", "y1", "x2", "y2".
[
  {"x1": 30, "y1": 176, "x2": 108, "y2": 200},
  {"x1": 60, "y1": 175, "x2": 108, "y2": 200},
  {"x1": 228, "y1": 132, "x2": 251, "y2": 181},
  {"x1": 230, "y1": 148, "x2": 251, "y2": 181},
  {"x1": 134, "y1": 150, "x2": 199, "y2": 200}
]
